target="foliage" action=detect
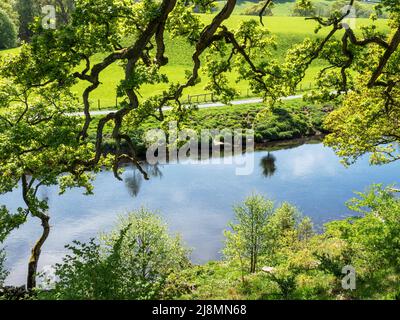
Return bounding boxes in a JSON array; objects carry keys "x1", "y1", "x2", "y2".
[
  {"x1": 0, "y1": 205, "x2": 22, "y2": 289},
  {"x1": 224, "y1": 194, "x2": 275, "y2": 275},
  {"x1": 287, "y1": 1, "x2": 400, "y2": 165},
  {"x1": 0, "y1": 58, "x2": 110, "y2": 288},
  {"x1": 0, "y1": 0, "x2": 18, "y2": 28},
  {"x1": 42, "y1": 208, "x2": 190, "y2": 300},
  {"x1": 0, "y1": 9, "x2": 17, "y2": 49},
  {"x1": 125, "y1": 99, "x2": 327, "y2": 153},
  {"x1": 329, "y1": 0, "x2": 385, "y2": 19},
  {"x1": 0, "y1": 206, "x2": 25, "y2": 243},
  {"x1": 15, "y1": 0, "x2": 36, "y2": 42},
  {"x1": 253, "y1": 102, "x2": 325, "y2": 141},
  {"x1": 242, "y1": 1, "x2": 274, "y2": 16},
  {"x1": 199, "y1": 1, "x2": 398, "y2": 167},
  {"x1": 323, "y1": 88, "x2": 400, "y2": 165},
  {"x1": 0, "y1": 0, "x2": 398, "y2": 293},
  {"x1": 187, "y1": 189, "x2": 400, "y2": 300},
  {"x1": 325, "y1": 185, "x2": 400, "y2": 280},
  {"x1": 291, "y1": 0, "x2": 316, "y2": 17},
  {"x1": 223, "y1": 194, "x2": 316, "y2": 288}
]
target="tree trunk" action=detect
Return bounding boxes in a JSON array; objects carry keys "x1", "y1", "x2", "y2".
[{"x1": 27, "y1": 214, "x2": 50, "y2": 290}]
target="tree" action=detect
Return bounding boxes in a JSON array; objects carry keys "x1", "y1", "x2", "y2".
[
  {"x1": 0, "y1": 0, "x2": 243, "y2": 290},
  {"x1": 0, "y1": 0, "x2": 18, "y2": 28},
  {"x1": 224, "y1": 195, "x2": 317, "y2": 296},
  {"x1": 203, "y1": 0, "x2": 400, "y2": 166},
  {"x1": 15, "y1": 0, "x2": 36, "y2": 42},
  {"x1": 327, "y1": 185, "x2": 400, "y2": 275},
  {"x1": 0, "y1": 9, "x2": 17, "y2": 49},
  {"x1": 0, "y1": 70, "x2": 106, "y2": 289},
  {"x1": 1, "y1": 0, "x2": 398, "y2": 291},
  {"x1": 292, "y1": 0, "x2": 400, "y2": 165},
  {"x1": 330, "y1": 0, "x2": 379, "y2": 19},
  {"x1": 224, "y1": 194, "x2": 275, "y2": 274},
  {"x1": 291, "y1": 0, "x2": 316, "y2": 17},
  {"x1": 44, "y1": 209, "x2": 189, "y2": 300},
  {"x1": 260, "y1": 152, "x2": 276, "y2": 177}
]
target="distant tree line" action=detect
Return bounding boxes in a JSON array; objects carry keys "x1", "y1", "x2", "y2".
[
  {"x1": 0, "y1": 0, "x2": 75, "y2": 48},
  {"x1": 291, "y1": 0, "x2": 388, "y2": 18}
]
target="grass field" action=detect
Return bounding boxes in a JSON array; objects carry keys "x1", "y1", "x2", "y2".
[
  {"x1": 72, "y1": 14, "x2": 388, "y2": 109},
  {"x1": 0, "y1": 13, "x2": 389, "y2": 109}
]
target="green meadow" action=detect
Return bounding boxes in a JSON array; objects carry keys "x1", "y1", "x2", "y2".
[
  {"x1": 72, "y1": 14, "x2": 388, "y2": 109},
  {"x1": 1, "y1": 13, "x2": 389, "y2": 109}
]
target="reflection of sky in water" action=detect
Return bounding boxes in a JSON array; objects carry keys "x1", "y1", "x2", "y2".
[{"x1": 2, "y1": 142, "x2": 400, "y2": 285}]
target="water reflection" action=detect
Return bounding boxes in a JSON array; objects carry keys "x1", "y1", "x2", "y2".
[
  {"x1": 124, "y1": 163, "x2": 163, "y2": 197},
  {"x1": 2, "y1": 142, "x2": 400, "y2": 285},
  {"x1": 260, "y1": 152, "x2": 277, "y2": 178}
]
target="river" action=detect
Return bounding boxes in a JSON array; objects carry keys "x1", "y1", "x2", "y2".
[{"x1": 2, "y1": 140, "x2": 400, "y2": 285}]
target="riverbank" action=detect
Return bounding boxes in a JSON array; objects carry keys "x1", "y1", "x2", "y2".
[{"x1": 92, "y1": 99, "x2": 331, "y2": 158}]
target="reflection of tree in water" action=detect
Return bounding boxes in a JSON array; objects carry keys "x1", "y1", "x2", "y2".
[
  {"x1": 124, "y1": 163, "x2": 163, "y2": 197},
  {"x1": 260, "y1": 152, "x2": 277, "y2": 178}
]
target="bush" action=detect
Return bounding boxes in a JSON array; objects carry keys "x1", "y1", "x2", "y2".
[
  {"x1": 291, "y1": 0, "x2": 316, "y2": 17},
  {"x1": 42, "y1": 208, "x2": 190, "y2": 300},
  {"x1": 0, "y1": 9, "x2": 17, "y2": 49},
  {"x1": 325, "y1": 185, "x2": 400, "y2": 284},
  {"x1": 254, "y1": 104, "x2": 317, "y2": 142}
]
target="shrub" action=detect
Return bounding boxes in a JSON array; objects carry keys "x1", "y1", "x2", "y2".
[
  {"x1": 291, "y1": 0, "x2": 316, "y2": 17},
  {"x1": 326, "y1": 185, "x2": 400, "y2": 275},
  {"x1": 43, "y1": 208, "x2": 190, "y2": 300},
  {"x1": 0, "y1": 9, "x2": 17, "y2": 49}
]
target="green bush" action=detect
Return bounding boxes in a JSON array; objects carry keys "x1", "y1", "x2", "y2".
[
  {"x1": 0, "y1": 9, "x2": 17, "y2": 49},
  {"x1": 217, "y1": 190, "x2": 400, "y2": 300},
  {"x1": 41, "y1": 208, "x2": 190, "y2": 300},
  {"x1": 291, "y1": 0, "x2": 316, "y2": 17},
  {"x1": 254, "y1": 104, "x2": 316, "y2": 142},
  {"x1": 323, "y1": 185, "x2": 400, "y2": 298}
]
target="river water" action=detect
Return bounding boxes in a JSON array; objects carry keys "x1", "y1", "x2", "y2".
[{"x1": 2, "y1": 140, "x2": 400, "y2": 285}]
